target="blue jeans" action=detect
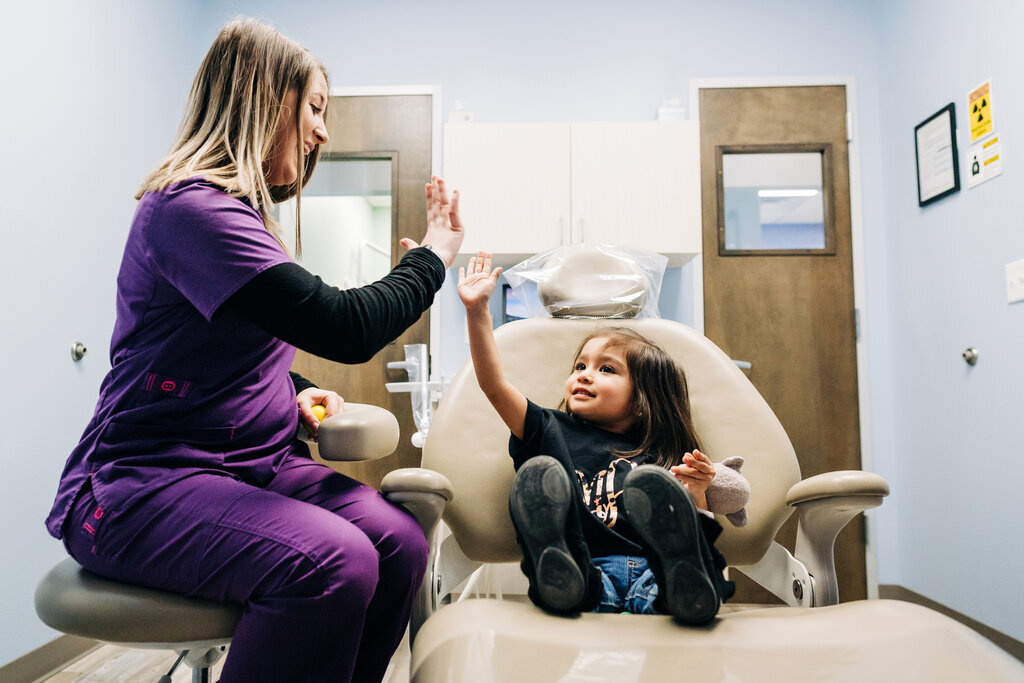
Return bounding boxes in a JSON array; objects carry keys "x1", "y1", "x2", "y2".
[{"x1": 592, "y1": 555, "x2": 661, "y2": 615}]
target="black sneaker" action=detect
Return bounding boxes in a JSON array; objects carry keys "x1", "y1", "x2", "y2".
[
  {"x1": 509, "y1": 456, "x2": 586, "y2": 614},
  {"x1": 622, "y1": 465, "x2": 720, "y2": 625}
]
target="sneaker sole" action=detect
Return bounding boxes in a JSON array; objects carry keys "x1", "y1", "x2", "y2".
[
  {"x1": 624, "y1": 468, "x2": 718, "y2": 624},
  {"x1": 509, "y1": 457, "x2": 585, "y2": 613}
]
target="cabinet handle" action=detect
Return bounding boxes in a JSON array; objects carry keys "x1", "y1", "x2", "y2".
[{"x1": 578, "y1": 217, "x2": 586, "y2": 243}]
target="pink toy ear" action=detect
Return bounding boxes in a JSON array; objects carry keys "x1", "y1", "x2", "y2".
[
  {"x1": 726, "y1": 509, "x2": 748, "y2": 527},
  {"x1": 717, "y1": 456, "x2": 749, "y2": 527}
]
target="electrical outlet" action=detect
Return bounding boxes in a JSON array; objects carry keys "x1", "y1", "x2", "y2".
[{"x1": 1006, "y1": 258, "x2": 1024, "y2": 304}]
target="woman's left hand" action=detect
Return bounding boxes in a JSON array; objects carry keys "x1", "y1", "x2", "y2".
[{"x1": 297, "y1": 387, "x2": 345, "y2": 440}]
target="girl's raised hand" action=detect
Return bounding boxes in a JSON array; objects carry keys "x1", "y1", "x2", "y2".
[{"x1": 458, "y1": 251, "x2": 502, "y2": 312}]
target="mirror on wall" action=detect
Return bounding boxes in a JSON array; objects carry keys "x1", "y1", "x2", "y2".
[
  {"x1": 278, "y1": 157, "x2": 394, "y2": 288},
  {"x1": 720, "y1": 151, "x2": 829, "y2": 253}
]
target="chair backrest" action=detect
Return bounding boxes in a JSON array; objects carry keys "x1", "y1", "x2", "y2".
[{"x1": 423, "y1": 316, "x2": 801, "y2": 566}]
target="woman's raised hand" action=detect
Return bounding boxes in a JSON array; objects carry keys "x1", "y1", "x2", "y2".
[
  {"x1": 399, "y1": 176, "x2": 464, "y2": 268},
  {"x1": 458, "y1": 251, "x2": 502, "y2": 313}
]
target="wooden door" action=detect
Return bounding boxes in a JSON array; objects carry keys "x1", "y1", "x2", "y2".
[
  {"x1": 699, "y1": 86, "x2": 865, "y2": 602},
  {"x1": 291, "y1": 94, "x2": 433, "y2": 489}
]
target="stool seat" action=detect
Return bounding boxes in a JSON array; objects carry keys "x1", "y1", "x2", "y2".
[{"x1": 35, "y1": 558, "x2": 241, "y2": 649}]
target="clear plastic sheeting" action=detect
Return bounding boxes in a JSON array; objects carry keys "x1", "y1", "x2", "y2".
[
  {"x1": 386, "y1": 344, "x2": 447, "y2": 447},
  {"x1": 503, "y1": 243, "x2": 668, "y2": 320}
]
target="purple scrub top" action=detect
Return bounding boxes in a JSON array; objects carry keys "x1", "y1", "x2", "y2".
[{"x1": 46, "y1": 178, "x2": 300, "y2": 538}]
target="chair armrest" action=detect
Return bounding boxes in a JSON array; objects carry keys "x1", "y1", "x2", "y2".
[
  {"x1": 786, "y1": 470, "x2": 890, "y2": 505},
  {"x1": 314, "y1": 403, "x2": 400, "y2": 462},
  {"x1": 381, "y1": 467, "x2": 453, "y2": 539},
  {"x1": 381, "y1": 468, "x2": 454, "y2": 500},
  {"x1": 787, "y1": 471, "x2": 890, "y2": 606},
  {"x1": 382, "y1": 468, "x2": 454, "y2": 642}
]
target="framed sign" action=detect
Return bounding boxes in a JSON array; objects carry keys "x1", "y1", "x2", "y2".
[{"x1": 914, "y1": 103, "x2": 961, "y2": 207}]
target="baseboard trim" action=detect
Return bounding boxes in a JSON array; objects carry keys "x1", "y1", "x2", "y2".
[
  {"x1": 0, "y1": 634, "x2": 99, "y2": 682},
  {"x1": 879, "y1": 584, "x2": 1024, "y2": 663}
]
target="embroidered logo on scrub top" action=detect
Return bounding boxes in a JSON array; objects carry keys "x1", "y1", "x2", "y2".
[{"x1": 143, "y1": 373, "x2": 192, "y2": 398}]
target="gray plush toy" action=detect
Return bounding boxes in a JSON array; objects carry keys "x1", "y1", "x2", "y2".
[{"x1": 705, "y1": 456, "x2": 750, "y2": 527}]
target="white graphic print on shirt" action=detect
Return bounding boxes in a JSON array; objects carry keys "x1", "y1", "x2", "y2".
[{"x1": 577, "y1": 457, "x2": 638, "y2": 528}]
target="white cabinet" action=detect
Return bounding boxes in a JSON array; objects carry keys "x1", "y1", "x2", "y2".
[{"x1": 443, "y1": 121, "x2": 701, "y2": 266}]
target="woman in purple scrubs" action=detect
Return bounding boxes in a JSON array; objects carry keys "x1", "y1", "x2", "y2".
[{"x1": 45, "y1": 18, "x2": 463, "y2": 682}]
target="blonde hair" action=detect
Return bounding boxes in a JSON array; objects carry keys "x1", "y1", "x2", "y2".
[{"x1": 137, "y1": 17, "x2": 327, "y2": 256}]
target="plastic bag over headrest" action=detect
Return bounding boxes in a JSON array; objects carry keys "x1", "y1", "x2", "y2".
[{"x1": 503, "y1": 243, "x2": 668, "y2": 319}]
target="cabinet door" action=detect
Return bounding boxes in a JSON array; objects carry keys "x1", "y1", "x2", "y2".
[
  {"x1": 570, "y1": 122, "x2": 701, "y2": 265},
  {"x1": 444, "y1": 122, "x2": 570, "y2": 259}
]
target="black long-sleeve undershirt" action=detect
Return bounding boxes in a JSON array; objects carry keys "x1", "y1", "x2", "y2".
[{"x1": 224, "y1": 247, "x2": 445, "y2": 366}]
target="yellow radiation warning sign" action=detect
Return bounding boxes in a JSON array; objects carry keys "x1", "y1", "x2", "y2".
[{"x1": 968, "y1": 80, "x2": 993, "y2": 142}]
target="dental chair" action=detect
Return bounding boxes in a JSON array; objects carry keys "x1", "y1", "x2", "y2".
[
  {"x1": 401, "y1": 246, "x2": 1024, "y2": 682},
  {"x1": 35, "y1": 404, "x2": 452, "y2": 682}
]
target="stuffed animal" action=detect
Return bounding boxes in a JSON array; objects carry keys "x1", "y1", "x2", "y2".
[{"x1": 706, "y1": 456, "x2": 750, "y2": 527}]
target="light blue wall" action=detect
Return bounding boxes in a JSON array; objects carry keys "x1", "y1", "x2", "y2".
[
  {"x1": 875, "y1": 0, "x2": 1024, "y2": 640},
  {"x1": 4, "y1": 0, "x2": 1021, "y2": 666},
  {"x1": 0, "y1": 0, "x2": 205, "y2": 664}
]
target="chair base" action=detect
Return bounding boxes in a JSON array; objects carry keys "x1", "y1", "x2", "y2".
[
  {"x1": 159, "y1": 647, "x2": 226, "y2": 683},
  {"x1": 411, "y1": 598, "x2": 1024, "y2": 682}
]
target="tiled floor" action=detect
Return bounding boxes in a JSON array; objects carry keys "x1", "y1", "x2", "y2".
[
  {"x1": 39, "y1": 645, "x2": 220, "y2": 682},
  {"x1": 40, "y1": 629, "x2": 412, "y2": 683}
]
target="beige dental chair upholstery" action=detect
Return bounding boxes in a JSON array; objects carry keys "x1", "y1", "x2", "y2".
[
  {"x1": 35, "y1": 404, "x2": 452, "y2": 683},
  {"x1": 404, "y1": 250, "x2": 1024, "y2": 682}
]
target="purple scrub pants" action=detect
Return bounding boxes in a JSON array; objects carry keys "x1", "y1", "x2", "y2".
[{"x1": 63, "y1": 454, "x2": 428, "y2": 682}]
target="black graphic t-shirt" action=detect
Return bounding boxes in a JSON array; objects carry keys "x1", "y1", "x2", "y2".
[{"x1": 510, "y1": 400, "x2": 652, "y2": 557}]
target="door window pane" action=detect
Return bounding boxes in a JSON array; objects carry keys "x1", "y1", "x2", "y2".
[
  {"x1": 278, "y1": 158, "x2": 393, "y2": 288},
  {"x1": 721, "y1": 152, "x2": 827, "y2": 252}
]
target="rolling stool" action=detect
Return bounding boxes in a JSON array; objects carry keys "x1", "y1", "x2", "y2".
[
  {"x1": 35, "y1": 559, "x2": 238, "y2": 681},
  {"x1": 36, "y1": 404, "x2": 452, "y2": 682}
]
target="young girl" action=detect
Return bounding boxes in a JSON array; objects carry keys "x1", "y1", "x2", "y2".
[{"x1": 458, "y1": 252, "x2": 738, "y2": 624}]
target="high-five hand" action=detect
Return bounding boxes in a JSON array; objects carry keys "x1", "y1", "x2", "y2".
[
  {"x1": 400, "y1": 176, "x2": 464, "y2": 267},
  {"x1": 458, "y1": 251, "x2": 503, "y2": 314}
]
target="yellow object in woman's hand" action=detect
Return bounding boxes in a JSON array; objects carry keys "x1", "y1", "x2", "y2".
[{"x1": 312, "y1": 403, "x2": 327, "y2": 422}]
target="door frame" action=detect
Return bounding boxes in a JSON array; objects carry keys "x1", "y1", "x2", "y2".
[
  {"x1": 689, "y1": 76, "x2": 879, "y2": 599},
  {"x1": 330, "y1": 84, "x2": 447, "y2": 387}
]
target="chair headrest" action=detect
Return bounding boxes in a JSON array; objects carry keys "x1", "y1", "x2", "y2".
[{"x1": 536, "y1": 245, "x2": 650, "y2": 319}]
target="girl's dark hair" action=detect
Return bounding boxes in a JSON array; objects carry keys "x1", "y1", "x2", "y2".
[{"x1": 563, "y1": 327, "x2": 702, "y2": 468}]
